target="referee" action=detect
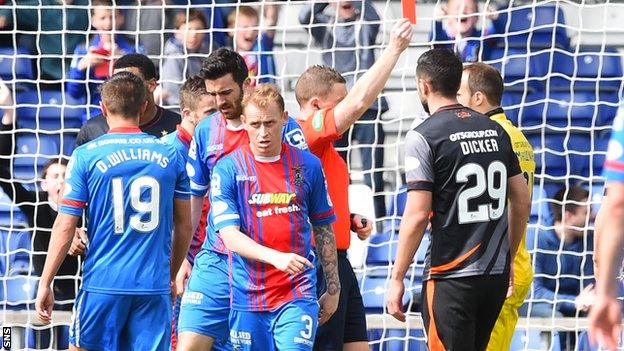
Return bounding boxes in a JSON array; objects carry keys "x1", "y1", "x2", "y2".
[{"x1": 386, "y1": 49, "x2": 531, "y2": 351}]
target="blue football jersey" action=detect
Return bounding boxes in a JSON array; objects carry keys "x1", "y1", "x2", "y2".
[
  {"x1": 161, "y1": 126, "x2": 193, "y2": 161},
  {"x1": 60, "y1": 127, "x2": 191, "y2": 295},
  {"x1": 210, "y1": 143, "x2": 335, "y2": 311}
]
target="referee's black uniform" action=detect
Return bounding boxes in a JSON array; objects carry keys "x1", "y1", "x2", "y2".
[{"x1": 404, "y1": 104, "x2": 521, "y2": 350}]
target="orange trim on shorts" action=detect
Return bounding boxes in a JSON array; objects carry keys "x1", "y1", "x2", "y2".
[
  {"x1": 430, "y1": 243, "x2": 481, "y2": 274},
  {"x1": 426, "y1": 280, "x2": 445, "y2": 351}
]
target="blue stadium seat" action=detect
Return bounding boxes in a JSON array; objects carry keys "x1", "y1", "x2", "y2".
[
  {"x1": 527, "y1": 186, "x2": 552, "y2": 253},
  {"x1": 13, "y1": 133, "x2": 70, "y2": 181},
  {"x1": 493, "y1": 4, "x2": 569, "y2": 49},
  {"x1": 520, "y1": 91, "x2": 618, "y2": 129},
  {"x1": 385, "y1": 186, "x2": 407, "y2": 232},
  {"x1": 551, "y1": 47, "x2": 623, "y2": 92},
  {"x1": 0, "y1": 230, "x2": 31, "y2": 277},
  {"x1": 2, "y1": 274, "x2": 38, "y2": 310},
  {"x1": 359, "y1": 277, "x2": 414, "y2": 313},
  {"x1": 16, "y1": 89, "x2": 86, "y2": 130},
  {"x1": 0, "y1": 46, "x2": 34, "y2": 81},
  {"x1": 501, "y1": 92, "x2": 524, "y2": 125},
  {"x1": 510, "y1": 330, "x2": 544, "y2": 351},
  {"x1": 366, "y1": 232, "x2": 428, "y2": 279},
  {"x1": 0, "y1": 191, "x2": 28, "y2": 228},
  {"x1": 486, "y1": 48, "x2": 550, "y2": 92}
]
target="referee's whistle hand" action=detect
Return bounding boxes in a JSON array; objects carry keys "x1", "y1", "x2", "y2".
[{"x1": 386, "y1": 279, "x2": 406, "y2": 322}]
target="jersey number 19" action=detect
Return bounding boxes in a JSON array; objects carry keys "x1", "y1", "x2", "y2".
[
  {"x1": 456, "y1": 161, "x2": 507, "y2": 224},
  {"x1": 112, "y1": 176, "x2": 160, "y2": 233}
]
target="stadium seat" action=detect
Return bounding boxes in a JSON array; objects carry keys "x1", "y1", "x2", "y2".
[
  {"x1": 501, "y1": 91, "x2": 524, "y2": 125},
  {"x1": 520, "y1": 91, "x2": 618, "y2": 129},
  {"x1": 0, "y1": 230, "x2": 31, "y2": 276},
  {"x1": 486, "y1": 48, "x2": 549, "y2": 92},
  {"x1": 0, "y1": 46, "x2": 34, "y2": 81},
  {"x1": 2, "y1": 274, "x2": 38, "y2": 310},
  {"x1": 365, "y1": 232, "x2": 429, "y2": 278},
  {"x1": 13, "y1": 133, "x2": 66, "y2": 181},
  {"x1": 550, "y1": 46, "x2": 623, "y2": 92},
  {"x1": 359, "y1": 276, "x2": 414, "y2": 313},
  {"x1": 16, "y1": 88, "x2": 86, "y2": 130},
  {"x1": 493, "y1": 4, "x2": 569, "y2": 49},
  {"x1": 385, "y1": 186, "x2": 407, "y2": 232},
  {"x1": 510, "y1": 330, "x2": 546, "y2": 351},
  {"x1": 0, "y1": 191, "x2": 28, "y2": 228}
]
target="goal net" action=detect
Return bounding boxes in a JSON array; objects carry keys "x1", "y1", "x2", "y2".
[{"x1": 0, "y1": 0, "x2": 618, "y2": 350}]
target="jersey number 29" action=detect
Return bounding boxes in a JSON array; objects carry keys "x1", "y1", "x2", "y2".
[
  {"x1": 456, "y1": 162, "x2": 507, "y2": 224},
  {"x1": 112, "y1": 176, "x2": 160, "y2": 233}
]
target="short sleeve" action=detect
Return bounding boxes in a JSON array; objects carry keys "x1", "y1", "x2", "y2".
[
  {"x1": 59, "y1": 149, "x2": 88, "y2": 216},
  {"x1": 300, "y1": 109, "x2": 340, "y2": 153},
  {"x1": 307, "y1": 157, "x2": 336, "y2": 226},
  {"x1": 404, "y1": 130, "x2": 434, "y2": 192},
  {"x1": 174, "y1": 151, "x2": 191, "y2": 200},
  {"x1": 209, "y1": 160, "x2": 241, "y2": 231},
  {"x1": 188, "y1": 124, "x2": 211, "y2": 197},
  {"x1": 604, "y1": 111, "x2": 624, "y2": 182},
  {"x1": 283, "y1": 117, "x2": 309, "y2": 151}
]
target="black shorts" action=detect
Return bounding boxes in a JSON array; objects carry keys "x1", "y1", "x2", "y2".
[
  {"x1": 422, "y1": 273, "x2": 509, "y2": 351},
  {"x1": 314, "y1": 250, "x2": 368, "y2": 350}
]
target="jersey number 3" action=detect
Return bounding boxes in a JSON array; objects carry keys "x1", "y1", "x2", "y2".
[
  {"x1": 456, "y1": 162, "x2": 507, "y2": 224},
  {"x1": 112, "y1": 176, "x2": 160, "y2": 234}
]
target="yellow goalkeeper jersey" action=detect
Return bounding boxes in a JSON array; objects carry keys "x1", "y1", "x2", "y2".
[{"x1": 489, "y1": 108, "x2": 535, "y2": 286}]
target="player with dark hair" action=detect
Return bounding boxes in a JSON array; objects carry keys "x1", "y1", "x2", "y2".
[
  {"x1": 75, "y1": 53, "x2": 181, "y2": 146},
  {"x1": 294, "y1": 19, "x2": 411, "y2": 351},
  {"x1": 176, "y1": 48, "x2": 308, "y2": 351},
  {"x1": 35, "y1": 71, "x2": 193, "y2": 350},
  {"x1": 214, "y1": 84, "x2": 339, "y2": 350},
  {"x1": 386, "y1": 48, "x2": 531, "y2": 351},
  {"x1": 457, "y1": 62, "x2": 536, "y2": 351}
]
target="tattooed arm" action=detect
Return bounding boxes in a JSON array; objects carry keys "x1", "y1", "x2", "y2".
[{"x1": 313, "y1": 223, "x2": 341, "y2": 325}]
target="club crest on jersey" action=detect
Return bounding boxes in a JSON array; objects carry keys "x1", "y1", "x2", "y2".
[
  {"x1": 248, "y1": 192, "x2": 296, "y2": 205},
  {"x1": 293, "y1": 166, "x2": 304, "y2": 186},
  {"x1": 456, "y1": 111, "x2": 471, "y2": 119},
  {"x1": 285, "y1": 129, "x2": 308, "y2": 150}
]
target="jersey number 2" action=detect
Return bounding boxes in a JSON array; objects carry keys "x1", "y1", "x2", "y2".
[
  {"x1": 456, "y1": 162, "x2": 507, "y2": 224},
  {"x1": 112, "y1": 176, "x2": 160, "y2": 234}
]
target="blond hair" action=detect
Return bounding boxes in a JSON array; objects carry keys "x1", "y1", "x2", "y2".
[{"x1": 243, "y1": 84, "x2": 285, "y2": 113}]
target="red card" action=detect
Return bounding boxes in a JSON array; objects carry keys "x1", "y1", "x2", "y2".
[{"x1": 402, "y1": 0, "x2": 416, "y2": 24}]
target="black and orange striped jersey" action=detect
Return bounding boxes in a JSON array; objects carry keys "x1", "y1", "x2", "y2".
[{"x1": 404, "y1": 104, "x2": 521, "y2": 280}]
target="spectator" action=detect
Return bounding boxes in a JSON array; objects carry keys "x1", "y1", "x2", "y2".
[
  {"x1": 227, "y1": 5, "x2": 277, "y2": 85},
  {"x1": 526, "y1": 185, "x2": 595, "y2": 319},
  {"x1": 75, "y1": 53, "x2": 180, "y2": 146},
  {"x1": 430, "y1": 0, "x2": 496, "y2": 62},
  {"x1": 160, "y1": 10, "x2": 211, "y2": 107},
  {"x1": 0, "y1": 109, "x2": 79, "y2": 311},
  {"x1": 0, "y1": 0, "x2": 90, "y2": 81},
  {"x1": 67, "y1": 0, "x2": 144, "y2": 121},
  {"x1": 169, "y1": 0, "x2": 228, "y2": 50},
  {"x1": 299, "y1": 0, "x2": 387, "y2": 222}
]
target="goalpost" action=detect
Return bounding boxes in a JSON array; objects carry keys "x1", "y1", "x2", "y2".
[{"x1": 0, "y1": 0, "x2": 620, "y2": 349}]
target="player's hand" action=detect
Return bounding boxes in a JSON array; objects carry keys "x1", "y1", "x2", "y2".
[
  {"x1": 318, "y1": 292, "x2": 339, "y2": 325},
  {"x1": 589, "y1": 294, "x2": 622, "y2": 350},
  {"x1": 35, "y1": 284, "x2": 54, "y2": 324},
  {"x1": 351, "y1": 214, "x2": 373, "y2": 241},
  {"x1": 575, "y1": 284, "x2": 596, "y2": 312},
  {"x1": 176, "y1": 258, "x2": 192, "y2": 296},
  {"x1": 68, "y1": 228, "x2": 87, "y2": 256},
  {"x1": 271, "y1": 252, "x2": 314, "y2": 275},
  {"x1": 386, "y1": 278, "x2": 406, "y2": 322},
  {"x1": 506, "y1": 262, "x2": 514, "y2": 298},
  {"x1": 388, "y1": 18, "x2": 413, "y2": 55}
]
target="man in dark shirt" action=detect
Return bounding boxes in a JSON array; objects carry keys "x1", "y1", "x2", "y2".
[
  {"x1": 386, "y1": 48, "x2": 531, "y2": 351},
  {"x1": 76, "y1": 53, "x2": 180, "y2": 146}
]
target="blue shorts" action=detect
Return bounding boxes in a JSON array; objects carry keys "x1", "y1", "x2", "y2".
[
  {"x1": 229, "y1": 299, "x2": 319, "y2": 351},
  {"x1": 69, "y1": 289, "x2": 171, "y2": 351},
  {"x1": 177, "y1": 250, "x2": 231, "y2": 348}
]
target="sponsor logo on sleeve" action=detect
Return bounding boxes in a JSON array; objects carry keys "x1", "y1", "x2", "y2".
[{"x1": 312, "y1": 110, "x2": 324, "y2": 131}]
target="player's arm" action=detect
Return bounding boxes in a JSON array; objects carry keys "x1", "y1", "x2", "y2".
[
  {"x1": 36, "y1": 213, "x2": 80, "y2": 323},
  {"x1": 332, "y1": 19, "x2": 412, "y2": 135},
  {"x1": 190, "y1": 195, "x2": 204, "y2": 235},
  {"x1": 171, "y1": 198, "x2": 193, "y2": 283},
  {"x1": 388, "y1": 190, "x2": 431, "y2": 322},
  {"x1": 220, "y1": 226, "x2": 313, "y2": 274},
  {"x1": 313, "y1": 223, "x2": 341, "y2": 324},
  {"x1": 506, "y1": 173, "x2": 531, "y2": 262}
]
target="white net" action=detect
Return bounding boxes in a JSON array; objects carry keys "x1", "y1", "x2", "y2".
[{"x1": 0, "y1": 0, "x2": 620, "y2": 349}]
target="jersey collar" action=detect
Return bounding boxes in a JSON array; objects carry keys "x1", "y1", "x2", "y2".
[
  {"x1": 108, "y1": 126, "x2": 141, "y2": 133},
  {"x1": 486, "y1": 107, "x2": 507, "y2": 123}
]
